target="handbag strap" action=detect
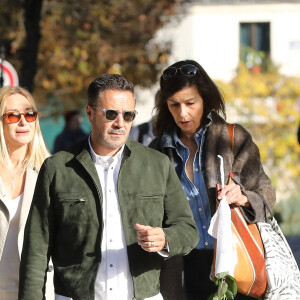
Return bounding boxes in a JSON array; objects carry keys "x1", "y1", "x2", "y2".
[
  {"x1": 227, "y1": 124, "x2": 235, "y2": 184},
  {"x1": 227, "y1": 124, "x2": 235, "y2": 152}
]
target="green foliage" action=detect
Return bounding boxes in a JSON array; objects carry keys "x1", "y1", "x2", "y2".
[
  {"x1": 208, "y1": 273, "x2": 237, "y2": 300},
  {"x1": 240, "y1": 46, "x2": 275, "y2": 74},
  {"x1": 240, "y1": 46, "x2": 264, "y2": 69},
  {"x1": 0, "y1": 1, "x2": 24, "y2": 72},
  {"x1": 0, "y1": 0, "x2": 182, "y2": 108}
]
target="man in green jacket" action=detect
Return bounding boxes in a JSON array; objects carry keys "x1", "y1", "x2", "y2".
[{"x1": 19, "y1": 74, "x2": 199, "y2": 300}]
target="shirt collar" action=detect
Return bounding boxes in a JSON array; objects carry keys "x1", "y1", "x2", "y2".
[{"x1": 88, "y1": 135, "x2": 124, "y2": 166}]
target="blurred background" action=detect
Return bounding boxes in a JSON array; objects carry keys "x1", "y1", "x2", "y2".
[{"x1": 0, "y1": 0, "x2": 299, "y2": 237}]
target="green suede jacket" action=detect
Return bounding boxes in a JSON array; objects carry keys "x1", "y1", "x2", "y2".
[{"x1": 19, "y1": 138, "x2": 199, "y2": 300}]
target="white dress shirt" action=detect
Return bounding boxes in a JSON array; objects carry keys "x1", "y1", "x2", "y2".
[{"x1": 55, "y1": 139, "x2": 163, "y2": 300}]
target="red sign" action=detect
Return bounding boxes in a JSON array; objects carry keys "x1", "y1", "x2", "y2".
[{"x1": 0, "y1": 60, "x2": 19, "y2": 86}]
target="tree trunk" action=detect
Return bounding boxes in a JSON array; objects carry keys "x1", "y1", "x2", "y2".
[{"x1": 19, "y1": 0, "x2": 43, "y2": 92}]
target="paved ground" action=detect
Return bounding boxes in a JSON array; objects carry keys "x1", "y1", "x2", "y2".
[{"x1": 286, "y1": 236, "x2": 300, "y2": 267}]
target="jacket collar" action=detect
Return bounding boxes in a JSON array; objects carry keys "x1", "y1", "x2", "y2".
[
  {"x1": 74, "y1": 137, "x2": 132, "y2": 188},
  {"x1": 19, "y1": 168, "x2": 38, "y2": 229},
  {"x1": 17, "y1": 167, "x2": 38, "y2": 258},
  {"x1": 88, "y1": 135, "x2": 124, "y2": 165},
  {"x1": 0, "y1": 167, "x2": 38, "y2": 230},
  {"x1": 75, "y1": 138, "x2": 102, "y2": 189}
]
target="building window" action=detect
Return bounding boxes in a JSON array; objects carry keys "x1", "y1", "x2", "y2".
[{"x1": 240, "y1": 22, "x2": 270, "y2": 72}]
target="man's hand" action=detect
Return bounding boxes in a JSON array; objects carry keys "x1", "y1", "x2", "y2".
[{"x1": 135, "y1": 223, "x2": 166, "y2": 252}]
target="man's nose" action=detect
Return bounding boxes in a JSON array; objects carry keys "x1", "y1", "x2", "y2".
[{"x1": 113, "y1": 113, "x2": 124, "y2": 127}]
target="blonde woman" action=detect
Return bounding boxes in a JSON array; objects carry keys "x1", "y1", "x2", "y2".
[{"x1": 0, "y1": 86, "x2": 52, "y2": 299}]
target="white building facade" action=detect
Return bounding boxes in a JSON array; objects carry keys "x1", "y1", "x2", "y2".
[
  {"x1": 135, "y1": 0, "x2": 300, "y2": 123},
  {"x1": 162, "y1": 1, "x2": 300, "y2": 81}
]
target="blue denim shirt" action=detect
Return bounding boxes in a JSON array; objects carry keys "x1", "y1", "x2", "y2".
[{"x1": 161, "y1": 118, "x2": 214, "y2": 250}]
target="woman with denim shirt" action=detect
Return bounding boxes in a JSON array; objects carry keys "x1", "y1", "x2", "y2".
[{"x1": 149, "y1": 60, "x2": 276, "y2": 300}]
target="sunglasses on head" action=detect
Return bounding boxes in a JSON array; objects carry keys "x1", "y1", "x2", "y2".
[
  {"x1": 2, "y1": 111, "x2": 38, "y2": 123},
  {"x1": 93, "y1": 107, "x2": 138, "y2": 122},
  {"x1": 162, "y1": 64, "x2": 199, "y2": 80}
]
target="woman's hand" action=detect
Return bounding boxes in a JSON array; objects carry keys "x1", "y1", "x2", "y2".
[{"x1": 217, "y1": 182, "x2": 250, "y2": 207}]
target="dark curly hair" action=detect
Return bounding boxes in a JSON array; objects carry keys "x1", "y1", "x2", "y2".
[{"x1": 154, "y1": 59, "x2": 226, "y2": 136}]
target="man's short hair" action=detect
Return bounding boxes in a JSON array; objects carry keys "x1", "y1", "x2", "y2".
[{"x1": 87, "y1": 74, "x2": 134, "y2": 106}]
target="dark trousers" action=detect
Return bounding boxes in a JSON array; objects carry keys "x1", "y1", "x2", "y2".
[
  {"x1": 183, "y1": 249, "x2": 216, "y2": 299},
  {"x1": 160, "y1": 256, "x2": 186, "y2": 300},
  {"x1": 183, "y1": 249, "x2": 257, "y2": 300}
]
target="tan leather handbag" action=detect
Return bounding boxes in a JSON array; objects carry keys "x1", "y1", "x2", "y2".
[{"x1": 210, "y1": 124, "x2": 267, "y2": 298}]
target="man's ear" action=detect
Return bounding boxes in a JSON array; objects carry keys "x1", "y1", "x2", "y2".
[{"x1": 86, "y1": 105, "x2": 93, "y2": 121}]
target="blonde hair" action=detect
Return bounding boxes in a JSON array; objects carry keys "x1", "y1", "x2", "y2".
[{"x1": 0, "y1": 86, "x2": 50, "y2": 170}]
